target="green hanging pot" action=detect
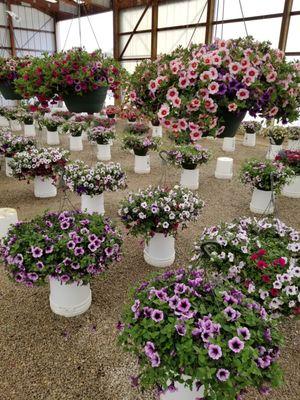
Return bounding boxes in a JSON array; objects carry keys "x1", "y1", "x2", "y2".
[
  {"x1": 63, "y1": 87, "x2": 108, "y2": 114},
  {"x1": 0, "y1": 81, "x2": 22, "y2": 100},
  {"x1": 218, "y1": 109, "x2": 246, "y2": 138}
]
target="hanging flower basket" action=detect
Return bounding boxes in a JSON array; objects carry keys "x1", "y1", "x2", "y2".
[
  {"x1": 0, "y1": 81, "x2": 22, "y2": 100},
  {"x1": 218, "y1": 109, "x2": 246, "y2": 138},
  {"x1": 63, "y1": 87, "x2": 108, "y2": 114}
]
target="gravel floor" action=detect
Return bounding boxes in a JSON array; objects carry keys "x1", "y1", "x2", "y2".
[{"x1": 0, "y1": 123, "x2": 299, "y2": 400}]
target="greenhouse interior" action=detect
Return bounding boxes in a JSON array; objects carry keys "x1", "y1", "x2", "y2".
[{"x1": 0, "y1": 0, "x2": 300, "y2": 399}]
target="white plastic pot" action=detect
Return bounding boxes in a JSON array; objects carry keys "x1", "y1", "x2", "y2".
[
  {"x1": 70, "y1": 135, "x2": 83, "y2": 151},
  {"x1": 243, "y1": 132, "x2": 256, "y2": 147},
  {"x1": 46, "y1": 130, "x2": 60, "y2": 145},
  {"x1": 287, "y1": 139, "x2": 300, "y2": 151},
  {"x1": 151, "y1": 124, "x2": 162, "y2": 138},
  {"x1": 34, "y1": 176, "x2": 57, "y2": 198},
  {"x1": 180, "y1": 168, "x2": 199, "y2": 190},
  {"x1": 10, "y1": 119, "x2": 21, "y2": 131},
  {"x1": 215, "y1": 157, "x2": 233, "y2": 179},
  {"x1": 144, "y1": 233, "x2": 175, "y2": 267},
  {"x1": 5, "y1": 157, "x2": 13, "y2": 177},
  {"x1": 97, "y1": 144, "x2": 111, "y2": 161},
  {"x1": 49, "y1": 278, "x2": 92, "y2": 317},
  {"x1": 282, "y1": 175, "x2": 300, "y2": 198},
  {"x1": 222, "y1": 137, "x2": 235, "y2": 152},
  {"x1": 266, "y1": 144, "x2": 282, "y2": 160},
  {"x1": 134, "y1": 154, "x2": 150, "y2": 174},
  {"x1": 81, "y1": 193, "x2": 104, "y2": 215},
  {"x1": 24, "y1": 124, "x2": 36, "y2": 137},
  {"x1": 160, "y1": 376, "x2": 204, "y2": 400},
  {"x1": 0, "y1": 208, "x2": 18, "y2": 239},
  {"x1": 250, "y1": 188, "x2": 274, "y2": 214},
  {"x1": 82, "y1": 131, "x2": 88, "y2": 141},
  {"x1": 0, "y1": 116, "x2": 9, "y2": 127}
]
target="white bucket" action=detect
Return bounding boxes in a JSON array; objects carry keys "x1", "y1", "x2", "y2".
[
  {"x1": 243, "y1": 132, "x2": 256, "y2": 147},
  {"x1": 24, "y1": 124, "x2": 36, "y2": 138},
  {"x1": 222, "y1": 137, "x2": 235, "y2": 152},
  {"x1": 97, "y1": 144, "x2": 111, "y2": 161},
  {"x1": 215, "y1": 157, "x2": 233, "y2": 179},
  {"x1": 250, "y1": 188, "x2": 274, "y2": 214},
  {"x1": 34, "y1": 176, "x2": 57, "y2": 198},
  {"x1": 282, "y1": 175, "x2": 300, "y2": 198},
  {"x1": 266, "y1": 144, "x2": 282, "y2": 160},
  {"x1": 134, "y1": 154, "x2": 150, "y2": 174},
  {"x1": 0, "y1": 116, "x2": 9, "y2": 127},
  {"x1": 151, "y1": 124, "x2": 162, "y2": 138},
  {"x1": 70, "y1": 135, "x2": 83, "y2": 151},
  {"x1": 5, "y1": 157, "x2": 13, "y2": 177},
  {"x1": 160, "y1": 376, "x2": 204, "y2": 400},
  {"x1": 144, "y1": 233, "x2": 175, "y2": 267},
  {"x1": 0, "y1": 208, "x2": 18, "y2": 239},
  {"x1": 81, "y1": 193, "x2": 104, "y2": 215},
  {"x1": 10, "y1": 119, "x2": 21, "y2": 131},
  {"x1": 287, "y1": 139, "x2": 300, "y2": 151},
  {"x1": 49, "y1": 278, "x2": 92, "y2": 317},
  {"x1": 46, "y1": 130, "x2": 60, "y2": 145},
  {"x1": 82, "y1": 131, "x2": 88, "y2": 141},
  {"x1": 180, "y1": 168, "x2": 199, "y2": 190}
]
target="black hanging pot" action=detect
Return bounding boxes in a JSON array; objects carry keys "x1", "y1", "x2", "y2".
[
  {"x1": 63, "y1": 87, "x2": 108, "y2": 114},
  {"x1": 218, "y1": 109, "x2": 246, "y2": 138},
  {"x1": 0, "y1": 81, "x2": 22, "y2": 100}
]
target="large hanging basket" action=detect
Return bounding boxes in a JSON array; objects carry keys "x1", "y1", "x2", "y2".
[
  {"x1": 63, "y1": 87, "x2": 108, "y2": 114},
  {"x1": 218, "y1": 109, "x2": 246, "y2": 138},
  {"x1": 0, "y1": 81, "x2": 22, "y2": 100}
]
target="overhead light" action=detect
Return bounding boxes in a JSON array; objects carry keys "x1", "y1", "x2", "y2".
[
  {"x1": 45, "y1": 0, "x2": 58, "y2": 3},
  {"x1": 73, "y1": 0, "x2": 85, "y2": 4},
  {"x1": 6, "y1": 10, "x2": 21, "y2": 22}
]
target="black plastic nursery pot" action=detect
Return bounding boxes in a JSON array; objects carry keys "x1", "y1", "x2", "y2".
[
  {"x1": 63, "y1": 87, "x2": 108, "y2": 114},
  {"x1": 269, "y1": 136, "x2": 284, "y2": 145},
  {"x1": 218, "y1": 109, "x2": 247, "y2": 138},
  {"x1": 134, "y1": 148, "x2": 148, "y2": 156},
  {"x1": 0, "y1": 81, "x2": 22, "y2": 100},
  {"x1": 182, "y1": 162, "x2": 197, "y2": 170}
]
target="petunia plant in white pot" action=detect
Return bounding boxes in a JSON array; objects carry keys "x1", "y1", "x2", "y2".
[
  {"x1": 62, "y1": 120, "x2": 86, "y2": 151},
  {"x1": 275, "y1": 149, "x2": 300, "y2": 198},
  {"x1": 118, "y1": 185, "x2": 204, "y2": 267},
  {"x1": 87, "y1": 125, "x2": 116, "y2": 161},
  {"x1": 0, "y1": 210, "x2": 123, "y2": 317},
  {"x1": 286, "y1": 126, "x2": 300, "y2": 151},
  {"x1": 241, "y1": 121, "x2": 262, "y2": 147},
  {"x1": 263, "y1": 126, "x2": 288, "y2": 160},
  {"x1": 42, "y1": 115, "x2": 65, "y2": 145},
  {"x1": 62, "y1": 160, "x2": 127, "y2": 215},
  {"x1": 118, "y1": 268, "x2": 283, "y2": 400}
]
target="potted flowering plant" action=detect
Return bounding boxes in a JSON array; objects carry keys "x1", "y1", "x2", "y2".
[
  {"x1": 118, "y1": 185, "x2": 204, "y2": 267},
  {"x1": 0, "y1": 107, "x2": 9, "y2": 127},
  {"x1": 0, "y1": 210, "x2": 123, "y2": 317},
  {"x1": 166, "y1": 144, "x2": 211, "y2": 189},
  {"x1": 62, "y1": 120, "x2": 86, "y2": 151},
  {"x1": 88, "y1": 126, "x2": 115, "y2": 161},
  {"x1": 240, "y1": 159, "x2": 294, "y2": 214},
  {"x1": 105, "y1": 105, "x2": 120, "y2": 119},
  {"x1": 42, "y1": 115, "x2": 65, "y2": 145},
  {"x1": 0, "y1": 56, "x2": 31, "y2": 100},
  {"x1": 0, "y1": 132, "x2": 35, "y2": 177},
  {"x1": 4, "y1": 107, "x2": 22, "y2": 131},
  {"x1": 263, "y1": 126, "x2": 288, "y2": 159},
  {"x1": 242, "y1": 121, "x2": 262, "y2": 147},
  {"x1": 62, "y1": 160, "x2": 127, "y2": 215},
  {"x1": 287, "y1": 126, "x2": 300, "y2": 150},
  {"x1": 10, "y1": 147, "x2": 69, "y2": 198},
  {"x1": 52, "y1": 110, "x2": 74, "y2": 120},
  {"x1": 118, "y1": 268, "x2": 283, "y2": 400},
  {"x1": 192, "y1": 216, "x2": 300, "y2": 316},
  {"x1": 17, "y1": 111, "x2": 36, "y2": 137},
  {"x1": 276, "y1": 150, "x2": 300, "y2": 198},
  {"x1": 123, "y1": 135, "x2": 160, "y2": 174},
  {"x1": 124, "y1": 122, "x2": 149, "y2": 137},
  {"x1": 122, "y1": 107, "x2": 139, "y2": 123},
  {"x1": 93, "y1": 116, "x2": 116, "y2": 129}
]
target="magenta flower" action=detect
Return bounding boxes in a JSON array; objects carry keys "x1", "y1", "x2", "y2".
[
  {"x1": 175, "y1": 323, "x2": 186, "y2": 336},
  {"x1": 144, "y1": 341, "x2": 155, "y2": 357},
  {"x1": 228, "y1": 336, "x2": 245, "y2": 353},
  {"x1": 31, "y1": 246, "x2": 43, "y2": 258},
  {"x1": 237, "y1": 327, "x2": 251, "y2": 340},
  {"x1": 27, "y1": 272, "x2": 39, "y2": 281},
  {"x1": 176, "y1": 298, "x2": 191, "y2": 313},
  {"x1": 208, "y1": 344, "x2": 222, "y2": 360},
  {"x1": 150, "y1": 352, "x2": 161, "y2": 367},
  {"x1": 216, "y1": 368, "x2": 230, "y2": 381},
  {"x1": 151, "y1": 309, "x2": 164, "y2": 322}
]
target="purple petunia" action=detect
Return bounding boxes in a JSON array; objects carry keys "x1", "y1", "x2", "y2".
[
  {"x1": 60, "y1": 275, "x2": 70, "y2": 283},
  {"x1": 60, "y1": 220, "x2": 70, "y2": 230},
  {"x1": 144, "y1": 341, "x2": 155, "y2": 357},
  {"x1": 27, "y1": 272, "x2": 39, "y2": 281},
  {"x1": 176, "y1": 298, "x2": 191, "y2": 313},
  {"x1": 31, "y1": 246, "x2": 43, "y2": 258},
  {"x1": 168, "y1": 295, "x2": 180, "y2": 309},
  {"x1": 45, "y1": 245, "x2": 54, "y2": 254},
  {"x1": 237, "y1": 327, "x2": 251, "y2": 341},
  {"x1": 150, "y1": 352, "x2": 161, "y2": 367},
  {"x1": 151, "y1": 309, "x2": 164, "y2": 323},
  {"x1": 74, "y1": 247, "x2": 84, "y2": 256},
  {"x1": 67, "y1": 240, "x2": 76, "y2": 250},
  {"x1": 228, "y1": 336, "x2": 245, "y2": 353},
  {"x1": 208, "y1": 344, "x2": 222, "y2": 360},
  {"x1": 175, "y1": 323, "x2": 186, "y2": 336},
  {"x1": 216, "y1": 368, "x2": 230, "y2": 381}
]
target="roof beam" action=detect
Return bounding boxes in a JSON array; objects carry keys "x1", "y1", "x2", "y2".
[
  {"x1": 278, "y1": 0, "x2": 293, "y2": 51},
  {"x1": 151, "y1": 0, "x2": 158, "y2": 60},
  {"x1": 205, "y1": 0, "x2": 215, "y2": 44}
]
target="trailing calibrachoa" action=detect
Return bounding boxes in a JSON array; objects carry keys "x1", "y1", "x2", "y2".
[
  {"x1": 241, "y1": 121, "x2": 262, "y2": 134},
  {"x1": 240, "y1": 159, "x2": 294, "y2": 193},
  {"x1": 122, "y1": 135, "x2": 160, "y2": 156},
  {"x1": 62, "y1": 160, "x2": 127, "y2": 196},
  {"x1": 275, "y1": 150, "x2": 300, "y2": 175},
  {"x1": 62, "y1": 120, "x2": 86, "y2": 137},
  {"x1": 88, "y1": 125, "x2": 115, "y2": 144},
  {"x1": 287, "y1": 126, "x2": 300, "y2": 140},
  {"x1": 191, "y1": 217, "x2": 300, "y2": 316},
  {"x1": 0, "y1": 210, "x2": 123, "y2": 286},
  {"x1": 42, "y1": 115, "x2": 65, "y2": 131},
  {"x1": 124, "y1": 122, "x2": 149, "y2": 136},
  {"x1": 262, "y1": 126, "x2": 288, "y2": 145},
  {"x1": 118, "y1": 185, "x2": 204, "y2": 241},
  {"x1": 10, "y1": 147, "x2": 69, "y2": 181},
  {"x1": 0, "y1": 56, "x2": 31, "y2": 83},
  {"x1": 0, "y1": 132, "x2": 35, "y2": 157},
  {"x1": 118, "y1": 268, "x2": 283, "y2": 400},
  {"x1": 166, "y1": 144, "x2": 211, "y2": 169}
]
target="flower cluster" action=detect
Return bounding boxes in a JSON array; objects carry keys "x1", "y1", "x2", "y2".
[
  {"x1": 42, "y1": 115, "x2": 65, "y2": 131},
  {"x1": 275, "y1": 150, "x2": 300, "y2": 175},
  {"x1": 122, "y1": 135, "x2": 160, "y2": 156},
  {"x1": 10, "y1": 147, "x2": 69, "y2": 180},
  {"x1": 62, "y1": 160, "x2": 127, "y2": 196},
  {"x1": 0, "y1": 132, "x2": 35, "y2": 157},
  {"x1": 262, "y1": 126, "x2": 288, "y2": 145},
  {"x1": 122, "y1": 108, "x2": 139, "y2": 122},
  {"x1": 0, "y1": 210, "x2": 123, "y2": 286},
  {"x1": 0, "y1": 56, "x2": 31, "y2": 82},
  {"x1": 191, "y1": 216, "x2": 300, "y2": 316},
  {"x1": 105, "y1": 105, "x2": 120, "y2": 117},
  {"x1": 241, "y1": 121, "x2": 262, "y2": 133},
  {"x1": 52, "y1": 110, "x2": 73, "y2": 120},
  {"x1": 88, "y1": 126, "x2": 115, "y2": 144},
  {"x1": 118, "y1": 185, "x2": 204, "y2": 240},
  {"x1": 93, "y1": 117, "x2": 116, "y2": 129},
  {"x1": 62, "y1": 120, "x2": 86, "y2": 137},
  {"x1": 16, "y1": 110, "x2": 34, "y2": 125},
  {"x1": 124, "y1": 122, "x2": 149, "y2": 136},
  {"x1": 3, "y1": 106, "x2": 22, "y2": 121},
  {"x1": 166, "y1": 144, "x2": 211, "y2": 169},
  {"x1": 240, "y1": 158, "x2": 294, "y2": 193},
  {"x1": 118, "y1": 268, "x2": 283, "y2": 399},
  {"x1": 287, "y1": 126, "x2": 300, "y2": 140}
]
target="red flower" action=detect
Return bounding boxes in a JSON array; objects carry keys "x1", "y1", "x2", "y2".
[
  {"x1": 293, "y1": 307, "x2": 300, "y2": 315},
  {"x1": 270, "y1": 288, "x2": 279, "y2": 297},
  {"x1": 261, "y1": 275, "x2": 271, "y2": 283},
  {"x1": 257, "y1": 260, "x2": 268, "y2": 269},
  {"x1": 250, "y1": 253, "x2": 258, "y2": 260},
  {"x1": 257, "y1": 249, "x2": 267, "y2": 256}
]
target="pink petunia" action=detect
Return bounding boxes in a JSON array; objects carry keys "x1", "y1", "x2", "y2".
[
  {"x1": 229, "y1": 62, "x2": 241, "y2": 75},
  {"x1": 236, "y1": 88, "x2": 249, "y2": 100},
  {"x1": 228, "y1": 103, "x2": 237, "y2": 112},
  {"x1": 208, "y1": 81, "x2": 219, "y2": 95},
  {"x1": 158, "y1": 104, "x2": 170, "y2": 119}
]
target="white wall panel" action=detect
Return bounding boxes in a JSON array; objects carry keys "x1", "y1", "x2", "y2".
[
  {"x1": 158, "y1": 27, "x2": 205, "y2": 54},
  {"x1": 120, "y1": 32, "x2": 151, "y2": 58},
  {"x1": 214, "y1": 0, "x2": 284, "y2": 20},
  {"x1": 158, "y1": 0, "x2": 207, "y2": 28},
  {"x1": 0, "y1": 3, "x2": 7, "y2": 25},
  {"x1": 120, "y1": 6, "x2": 152, "y2": 32}
]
